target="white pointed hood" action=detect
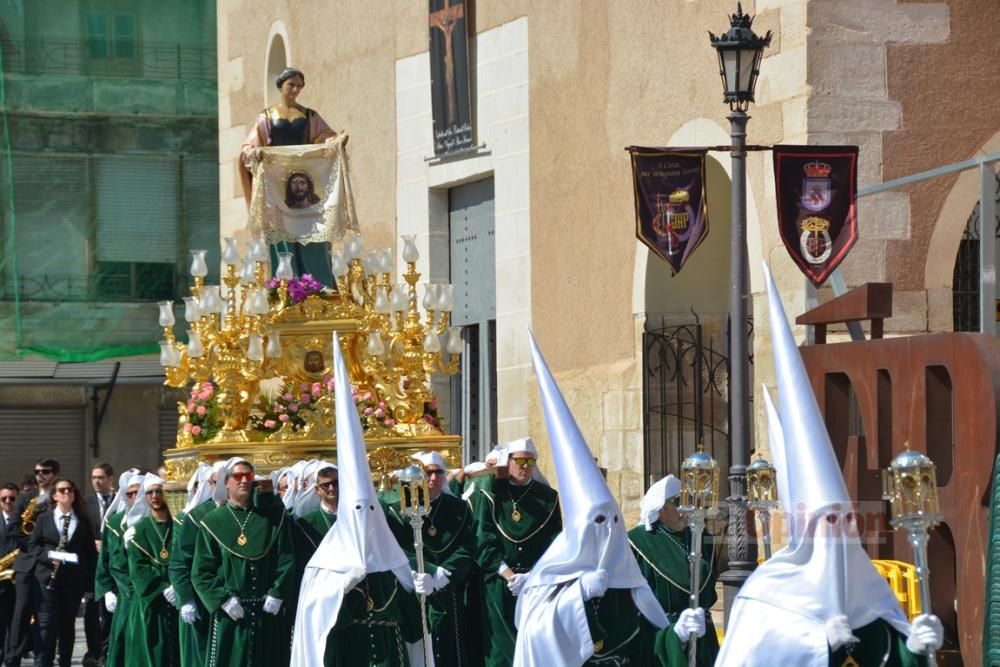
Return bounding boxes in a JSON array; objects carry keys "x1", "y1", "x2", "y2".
[
  {"x1": 125, "y1": 474, "x2": 165, "y2": 528},
  {"x1": 104, "y1": 468, "x2": 139, "y2": 531},
  {"x1": 518, "y1": 333, "x2": 668, "y2": 625},
  {"x1": 717, "y1": 263, "x2": 909, "y2": 667},
  {"x1": 291, "y1": 333, "x2": 414, "y2": 667},
  {"x1": 182, "y1": 463, "x2": 214, "y2": 515}
]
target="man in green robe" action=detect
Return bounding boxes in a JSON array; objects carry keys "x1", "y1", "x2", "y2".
[
  {"x1": 191, "y1": 460, "x2": 295, "y2": 667},
  {"x1": 97, "y1": 470, "x2": 143, "y2": 667},
  {"x1": 385, "y1": 451, "x2": 476, "y2": 667},
  {"x1": 292, "y1": 464, "x2": 337, "y2": 586},
  {"x1": 627, "y1": 474, "x2": 717, "y2": 666},
  {"x1": 126, "y1": 474, "x2": 180, "y2": 667},
  {"x1": 472, "y1": 437, "x2": 561, "y2": 667},
  {"x1": 168, "y1": 462, "x2": 217, "y2": 667}
]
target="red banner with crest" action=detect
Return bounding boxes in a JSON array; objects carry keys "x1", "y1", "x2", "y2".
[{"x1": 773, "y1": 145, "x2": 859, "y2": 287}]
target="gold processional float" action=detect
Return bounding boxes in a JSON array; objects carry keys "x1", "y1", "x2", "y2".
[{"x1": 156, "y1": 233, "x2": 463, "y2": 497}]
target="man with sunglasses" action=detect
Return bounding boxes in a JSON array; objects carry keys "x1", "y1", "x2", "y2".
[
  {"x1": 126, "y1": 475, "x2": 179, "y2": 667},
  {"x1": 5, "y1": 458, "x2": 60, "y2": 667},
  {"x1": 384, "y1": 451, "x2": 475, "y2": 667},
  {"x1": 192, "y1": 460, "x2": 295, "y2": 667},
  {"x1": 627, "y1": 475, "x2": 718, "y2": 666},
  {"x1": 0, "y1": 484, "x2": 18, "y2": 665},
  {"x1": 473, "y1": 438, "x2": 561, "y2": 667},
  {"x1": 95, "y1": 470, "x2": 142, "y2": 667}
]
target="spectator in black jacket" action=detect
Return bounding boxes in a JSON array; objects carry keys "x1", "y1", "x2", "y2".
[{"x1": 0, "y1": 484, "x2": 19, "y2": 664}]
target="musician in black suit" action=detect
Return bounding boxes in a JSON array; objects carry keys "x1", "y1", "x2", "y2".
[
  {"x1": 83, "y1": 464, "x2": 114, "y2": 667},
  {"x1": 0, "y1": 484, "x2": 19, "y2": 664},
  {"x1": 4, "y1": 458, "x2": 59, "y2": 667},
  {"x1": 30, "y1": 478, "x2": 97, "y2": 667}
]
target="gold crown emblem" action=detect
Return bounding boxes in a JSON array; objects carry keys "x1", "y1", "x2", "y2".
[
  {"x1": 668, "y1": 189, "x2": 690, "y2": 205},
  {"x1": 801, "y1": 216, "x2": 830, "y2": 233},
  {"x1": 803, "y1": 161, "x2": 831, "y2": 178}
]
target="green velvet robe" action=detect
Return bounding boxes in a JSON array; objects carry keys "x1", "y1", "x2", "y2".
[
  {"x1": 191, "y1": 500, "x2": 296, "y2": 667},
  {"x1": 627, "y1": 523, "x2": 718, "y2": 667},
  {"x1": 584, "y1": 588, "x2": 649, "y2": 665},
  {"x1": 385, "y1": 492, "x2": 476, "y2": 667},
  {"x1": 828, "y1": 620, "x2": 929, "y2": 667},
  {"x1": 473, "y1": 477, "x2": 562, "y2": 667},
  {"x1": 127, "y1": 514, "x2": 180, "y2": 667},
  {"x1": 325, "y1": 570, "x2": 424, "y2": 667},
  {"x1": 101, "y1": 511, "x2": 133, "y2": 667},
  {"x1": 293, "y1": 505, "x2": 336, "y2": 583},
  {"x1": 168, "y1": 501, "x2": 215, "y2": 667}
]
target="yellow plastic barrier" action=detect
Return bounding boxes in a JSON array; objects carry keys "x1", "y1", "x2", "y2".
[{"x1": 871, "y1": 559, "x2": 922, "y2": 620}]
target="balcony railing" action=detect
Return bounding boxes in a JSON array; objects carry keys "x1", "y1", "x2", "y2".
[{"x1": 1, "y1": 38, "x2": 216, "y2": 81}]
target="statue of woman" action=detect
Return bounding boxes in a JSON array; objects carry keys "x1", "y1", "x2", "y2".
[{"x1": 240, "y1": 68, "x2": 343, "y2": 288}]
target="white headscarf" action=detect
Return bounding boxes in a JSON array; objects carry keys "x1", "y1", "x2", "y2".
[
  {"x1": 716, "y1": 264, "x2": 910, "y2": 667},
  {"x1": 212, "y1": 457, "x2": 251, "y2": 505},
  {"x1": 637, "y1": 475, "x2": 681, "y2": 531},
  {"x1": 280, "y1": 460, "x2": 309, "y2": 511},
  {"x1": 503, "y1": 437, "x2": 551, "y2": 485},
  {"x1": 103, "y1": 468, "x2": 139, "y2": 531},
  {"x1": 513, "y1": 333, "x2": 668, "y2": 666},
  {"x1": 413, "y1": 451, "x2": 453, "y2": 496},
  {"x1": 125, "y1": 474, "x2": 165, "y2": 528},
  {"x1": 182, "y1": 463, "x2": 214, "y2": 515},
  {"x1": 290, "y1": 333, "x2": 414, "y2": 667},
  {"x1": 293, "y1": 460, "x2": 337, "y2": 517}
]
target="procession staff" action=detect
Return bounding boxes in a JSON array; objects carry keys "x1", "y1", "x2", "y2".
[
  {"x1": 126, "y1": 474, "x2": 179, "y2": 667},
  {"x1": 95, "y1": 469, "x2": 139, "y2": 667},
  {"x1": 31, "y1": 478, "x2": 98, "y2": 667},
  {"x1": 385, "y1": 451, "x2": 476, "y2": 667},
  {"x1": 473, "y1": 435, "x2": 562, "y2": 667},
  {"x1": 512, "y1": 335, "x2": 668, "y2": 666},
  {"x1": 716, "y1": 264, "x2": 943, "y2": 667},
  {"x1": 291, "y1": 332, "x2": 423, "y2": 667},
  {"x1": 191, "y1": 460, "x2": 295, "y2": 667},
  {"x1": 168, "y1": 462, "x2": 214, "y2": 667},
  {"x1": 627, "y1": 475, "x2": 718, "y2": 666},
  {"x1": 5, "y1": 457, "x2": 60, "y2": 667}
]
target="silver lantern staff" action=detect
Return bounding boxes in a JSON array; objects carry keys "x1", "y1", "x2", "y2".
[
  {"x1": 883, "y1": 446, "x2": 942, "y2": 667},
  {"x1": 747, "y1": 455, "x2": 779, "y2": 560},
  {"x1": 399, "y1": 464, "x2": 434, "y2": 667},
  {"x1": 678, "y1": 444, "x2": 719, "y2": 667}
]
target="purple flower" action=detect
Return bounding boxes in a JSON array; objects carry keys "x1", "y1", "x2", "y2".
[{"x1": 265, "y1": 278, "x2": 281, "y2": 289}]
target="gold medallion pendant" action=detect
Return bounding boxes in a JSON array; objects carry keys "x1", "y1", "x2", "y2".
[
  {"x1": 366, "y1": 596, "x2": 374, "y2": 612},
  {"x1": 511, "y1": 508, "x2": 522, "y2": 522},
  {"x1": 428, "y1": 525, "x2": 438, "y2": 537},
  {"x1": 160, "y1": 548, "x2": 170, "y2": 560},
  {"x1": 237, "y1": 532, "x2": 248, "y2": 546}
]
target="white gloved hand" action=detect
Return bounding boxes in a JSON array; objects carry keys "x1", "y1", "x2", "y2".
[
  {"x1": 162, "y1": 585, "x2": 177, "y2": 606},
  {"x1": 824, "y1": 614, "x2": 859, "y2": 651},
  {"x1": 432, "y1": 566, "x2": 451, "y2": 591},
  {"x1": 412, "y1": 571, "x2": 434, "y2": 595},
  {"x1": 180, "y1": 602, "x2": 199, "y2": 624},
  {"x1": 579, "y1": 569, "x2": 608, "y2": 601},
  {"x1": 672, "y1": 608, "x2": 707, "y2": 643},
  {"x1": 906, "y1": 614, "x2": 944, "y2": 655},
  {"x1": 221, "y1": 596, "x2": 244, "y2": 621},
  {"x1": 262, "y1": 595, "x2": 282, "y2": 615},
  {"x1": 507, "y1": 572, "x2": 528, "y2": 596},
  {"x1": 104, "y1": 591, "x2": 118, "y2": 613},
  {"x1": 122, "y1": 526, "x2": 136, "y2": 548}
]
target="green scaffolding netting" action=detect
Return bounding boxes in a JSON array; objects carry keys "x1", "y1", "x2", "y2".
[{"x1": 0, "y1": 33, "x2": 219, "y2": 363}]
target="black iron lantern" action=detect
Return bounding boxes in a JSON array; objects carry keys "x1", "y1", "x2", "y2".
[{"x1": 709, "y1": 3, "x2": 772, "y2": 112}]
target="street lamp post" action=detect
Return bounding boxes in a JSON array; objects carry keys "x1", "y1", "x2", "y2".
[{"x1": 709, "y1": 2, "x2": 771, "y2": 624}]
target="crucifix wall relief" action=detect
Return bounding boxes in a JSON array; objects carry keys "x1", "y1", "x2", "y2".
[{"x1": 429, "y1": 0, "x2": 474, "y2": 156}]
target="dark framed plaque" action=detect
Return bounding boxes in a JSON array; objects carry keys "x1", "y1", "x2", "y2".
[{"x1": 429, "y1": 0, "x2": 474, "y2": 156}]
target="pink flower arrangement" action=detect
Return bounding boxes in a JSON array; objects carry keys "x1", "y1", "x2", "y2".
[{"x1": 183, "y1": 381, "x2": 219, "y2": 443}]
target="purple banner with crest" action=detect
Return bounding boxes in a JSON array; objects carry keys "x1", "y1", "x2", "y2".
[
  {"x1": 773, "y1": 145, "x2": 859, "y2": 287},
  {"x1": 628, "y1": 148, "x2": 710, "y2": 275}
]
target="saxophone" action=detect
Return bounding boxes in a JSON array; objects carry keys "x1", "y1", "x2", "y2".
[
  {"x1": 0, "y1": 549, "x2": 18, "y2": 583},
  {"x1": 21, "y1": 496, "x2": 40, "y2": 535}
]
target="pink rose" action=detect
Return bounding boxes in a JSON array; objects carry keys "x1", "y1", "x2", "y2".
[
  {"x1": 183, "y1": 423, "x2": 192, "y2": 433},
  {"x1": 186, "y1": 401, "x2": 196, "y2": 412},
  {"x1": 264, "y1": 419, "x2": 276, "y2": 429},
  {"x1": 364, "y1": 407, "x2": 373, "y2": 415},
  {"x1": 354, "y1": 394, "x2": 361, "y2": 404},
  {"x1": 374, "y1": 408, "x2": 384, "y2": 418},
  {"x1": 283, "y1": 393, "x2": 294, "y2": 402},
  {"x1": 199, "y1": 389, "x2": 211, "y2": 401},
  {"x1": 378, "y1": 401, "x2": 386, "y2": 410},
  {"x1": 385, "y1": 419, "x2": 396, "y2": 427},
  {"x1": 311, "y1": 383, "x2": 322, "y2": 397},
  {"x1": 191, "y1": 425, "x2": 202, "y2": 436},
  {"x1": 363, "y1": 392, "x2": 373, "y2": 402},
  {"x1": 288, "y1": 403, "x2": 299, "y2": 413},
  {"x1": 300, "y1": 394, "x2": 311, "y2": 404},
  {"x1": 279, "y1": 414, "x2": 290, "y2": 423},
  {"x1": 196, "y1": 406, "x2": 206, "y2": 417},
  {"x1": 275, "y1": 404, "x2": 285, "y2": 413}
]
